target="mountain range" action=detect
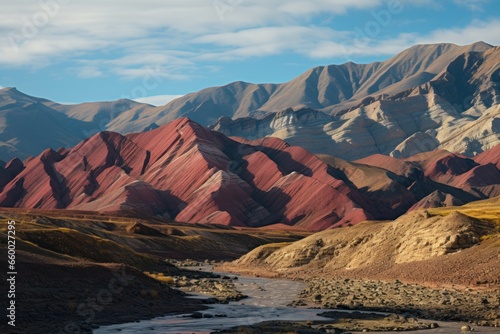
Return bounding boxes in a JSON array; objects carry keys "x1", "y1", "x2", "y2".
[
  {"x1": 0, "y1": 117, "x2": 499, "y2": 230},
  {"x1": 0, "y1": 41, "x2": 498, "y2": 162},
  {"x1": 211, "y1": 43, "x2": 500, "y2": 160},
  {"x1": 0, "y1": 41, "x2": 499, "y2": 230}
]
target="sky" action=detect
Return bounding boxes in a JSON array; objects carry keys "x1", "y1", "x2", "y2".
[{"x1": 0, "y1": 0, "x2": 499, "y2": 105}]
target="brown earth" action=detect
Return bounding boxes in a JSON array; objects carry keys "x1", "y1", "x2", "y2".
[
  {"x1": 0, "y1": 209, "x2": 309, "y2": 334},
  {"x1": 0, "y1": 246, "x2": 206, "y2": 334},
  {"x1": 221, "y1": 201, "x2": 500, "y2": 324}
]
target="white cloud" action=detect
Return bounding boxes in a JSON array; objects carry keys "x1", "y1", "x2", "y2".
[
  {"x1": 133, "y1": 94, "x2": 184, "y2": 106},
  {"x1": 0, "y1": 0, "x2": 385, "y2": 70},
  {"x1": 454, "y1": 0, "x2": 490, "y2": 11},
  {"x1": 0, "y1": 0, "x2": 497, "y2": 79},
  {"x1": 303, "y1": 19, "x2": 500, "y2": 60},
  {"x1": 194, "y1": 26, "x2": 343, "y2": 61},
  {"x1": 416, "y1": 19, "x2": 500, "y2": 46},
  {"x1": 76, "y1": 66, "x2": 103, "y2": 78}
]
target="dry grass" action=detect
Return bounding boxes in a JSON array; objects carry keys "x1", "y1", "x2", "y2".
[
  {"x1": 427, "y1": 198, "x2": 500, "y2": 231},
  {"x1": 9, "y1": 224, "x2": 164, "y2": 271},
  {"x1": 144, "y1": 272, "x2": 175, "y2": 284},
  {"x1": 0, "y1": 208, "x2": 309, "y2": 264}
]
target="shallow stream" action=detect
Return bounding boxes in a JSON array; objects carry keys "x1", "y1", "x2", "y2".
[{"x1": 94, "y1": 268, "x2": 499, "y2": 334}]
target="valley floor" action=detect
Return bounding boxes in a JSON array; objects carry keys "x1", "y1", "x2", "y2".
[
  {"x1": 1, "y1": 208, "x2": 499, "y2": 333},
  {"x1": 96, "y1": 261, "x2": 500, "y2": 334},
  {"x1": 218, "y1": 265, "x2": 500, "y2": 329}
]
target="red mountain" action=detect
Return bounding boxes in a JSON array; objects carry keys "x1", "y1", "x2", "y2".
[
  {"x1": 0, "y1": 118, "x2": 499, "y2": 230},
  {"x1": 0, "y1": 119, "x2": 371, "y2": 230}
]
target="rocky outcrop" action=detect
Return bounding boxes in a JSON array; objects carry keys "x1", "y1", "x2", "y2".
[
  {"x1": 230, "y1": 210, "x2": 496, "y2": 275},
  {"x1": 213, "y1": 100, "x2": 499, "y2": 161},
  {"x1": 409, "y1": 190, "x2": 464, "y2": 210}
]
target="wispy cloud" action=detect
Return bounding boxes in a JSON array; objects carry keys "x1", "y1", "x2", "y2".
[
  {"x1": 193, "y1": 26, "x2": 344, "y2": 61},
  {"x1": 0, "y1": 0, "x2": 497, "y2": 80},
  {"x1": 454, "y1": 0, "x2": 490, "y2": 11},
  {"x1": 76, "y1": 66, "x2": 103, "y2": 78},
  {"x1": 416, "y1": 19, "x2": 500, "y2": 45},
  {"x1": 305, "y1": 19, "x2": 500, "y2": 59},
  {"x1": 0, "y1": 0, "x2": 384, "y2": 71}
]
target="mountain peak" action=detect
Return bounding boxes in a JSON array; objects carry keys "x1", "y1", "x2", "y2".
[
  {"x1": 470, "y1": 40, "x2": 493, "y2": 49},
  {"x1": 0, "y1": 87, "x2": 18, "y2": 92}
]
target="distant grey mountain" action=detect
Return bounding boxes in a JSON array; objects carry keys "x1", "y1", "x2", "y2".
[
  {"x1": 153, "y1": 41, "x2": 496, "y2": 124},
  {"x1": 0, "y1": 87, "x2": 158, "y2": 160},
  {"x1": 211, "y1": 44, "x2": 500, "y2": 160},
  {"x1": 0, "y1": 41, "x2": 498, "y2": 161}
]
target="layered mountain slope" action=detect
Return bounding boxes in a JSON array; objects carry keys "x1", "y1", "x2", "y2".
[
  {"x1": 1, "y1": 42, "x2": 498, "y2": 162},
  {"x1": 357, "y1": 149, "x2": 500, "y2": 209},
  {"x1": 211, "y1": 45, "x2": 500, "y2": 159},
  {"x1": 1, "y1": 118, "x2": 500, "y2": 230},
  {"x1": 155, "y1": 42, "x2": 493, "y2": 124},
  {"x1": 0, "y1": 118, "x2": 374, "y2": 230},
  {"x1": 213, "y1": 103, "x2": 500, "y2": 161},
  {"x1": 211, "y1": 95, "x2": 453, "y2": 160}
]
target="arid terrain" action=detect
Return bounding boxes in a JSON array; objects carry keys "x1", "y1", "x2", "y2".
[
  {"x1": 0, "y1": 38, "x2": 499, "y2": 334},
  {"x1": 0, "y1": 208, "x2": 307, "y2": 333},
  {"x1": 222, "y1": 197, "x2": 500, "y2": 327},
  {"x1": 1, "y1": 117, "x2": 499, "y2": 231},
  {"x1": 2, "y1": 197, "x2": 498, "y2": 333}
]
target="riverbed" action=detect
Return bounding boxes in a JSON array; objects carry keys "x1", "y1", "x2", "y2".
[{"x1": 94, "y1": 269, "x2": 499, "y2": 334}]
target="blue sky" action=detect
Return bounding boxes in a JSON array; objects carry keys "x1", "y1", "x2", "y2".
[{"x1": 0, "y1": 0, "x2": 499, "y2": 105}]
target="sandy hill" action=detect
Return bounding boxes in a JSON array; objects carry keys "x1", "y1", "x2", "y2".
[{"x1": 227, "y1": 200, "x2": 500, "y2": 288}]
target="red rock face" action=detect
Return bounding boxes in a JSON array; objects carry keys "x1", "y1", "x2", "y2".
[
  {"x1": 474, "y1": 145, "x2": 500, "y2": 169},
  {"x1": 351, "y1": 148, "x2": 500, "y2": 212},
  {"x1": 409, "y1": 151, "x2": 500, "y2": 199},
  {"x1": 0, "y1": 118, "x2": 499, "y2": 230}
]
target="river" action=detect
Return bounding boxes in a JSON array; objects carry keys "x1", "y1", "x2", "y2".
[{"x1": 94, "y1": 268, "x2": 499, "y2": 334}]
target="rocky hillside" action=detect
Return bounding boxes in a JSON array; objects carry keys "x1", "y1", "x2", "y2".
[
  {"x1": 234, "y1": 211, "x2": 494, "y2": 270},
  {"x1": 0, "y1": 118, "x2": 499, "y2": 230},
  {"x1": 0, "y1": 42, "x2": 498, "y2": 161},
  {"x1": 157, "y1": 42, "x2": 495, "y2": 123},
  {"x1": 212, "y1": 46, "x2": 500, "y2": 160},
  {"x1": 226, "y1": 199, "x2": 500, "y2": 287}
]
